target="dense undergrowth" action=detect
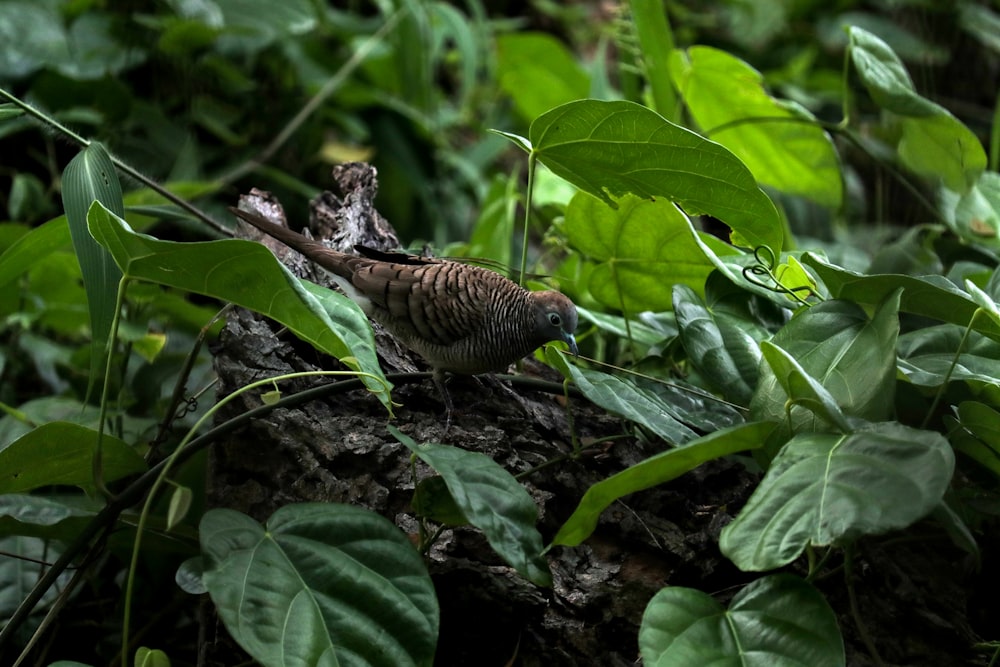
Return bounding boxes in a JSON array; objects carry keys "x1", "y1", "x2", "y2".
[{"x1": 1, "y1": 1, "x2": 998, "y2": 665}]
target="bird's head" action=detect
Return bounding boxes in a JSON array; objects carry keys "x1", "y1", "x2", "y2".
[{"x1": 531, "y1": 290, "x2": 579, "y2": 357}]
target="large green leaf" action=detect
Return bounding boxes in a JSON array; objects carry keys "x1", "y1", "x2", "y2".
[
  {"x1": 529, "y1": 99, "x2": 784, "y2": 252},
  {"x1": 720, "y1": 422, "x2": 954, "y2": 571},
  {"x1": 669, "y1": 46, "x2": 842, "y2": 207},
  {"x1": 61, "y1": 142, "x2": 124, "y2": 382},
  {"x1": 200, "y1": 504, "x2": 438, "y2": 667},
  {"x1": 391, "y1": 427, "x2": 551, "y2": 586},
  {"x1": 546, "y1": 349, "x2": 699, "y2": 444},
  {"x1": 848, "y1": 27, "x2": 985, "y2": 192},
  {"x1": 496, "y1": 32, "x2": 589, "y2": 122},
  {"x1": 551, "y1": 421, "x2": 774, "y2": 548},
  {"x1": 639, "y1": 574, "x2": 843, "y2": 667},
  {"x1": 0, "y1": 216, "x2": 72, "y2": 289},
  {"x1": 803, "y1": 252, "x2": 1000, "y2": 343},
  {"x1": 759, "y1": 341, "x2": 853, "y2": 433},
  {"x1": 86, "y1": 201, "x2": 391, "y2": 407},
  {"x1": 563, "y1": 191, "x2": 737, "y2": 311},
  {"x1": 750, "y1": 292, "x2": 900, "y2": 429},
  {"x1": 673, "y1": 284, "x2": 762, "y2": 405},
  {"x1": 897, "y1": 325, "x2": 1000, "y2": 387},
  {"x1": 0, "y1": 422, "x2": 146, "y2": 494}
]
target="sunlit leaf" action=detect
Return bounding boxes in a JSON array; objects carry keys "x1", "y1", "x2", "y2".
[{"x1": 529, "y1": 99, "x2": 784, "y2": 252}]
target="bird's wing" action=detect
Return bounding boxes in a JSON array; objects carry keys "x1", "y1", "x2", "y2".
[{"x1": 350, "y1": 259, "x2": 494, "y2": 347}]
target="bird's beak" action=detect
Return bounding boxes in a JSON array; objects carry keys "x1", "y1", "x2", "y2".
[{"x1": 566, "y1": 334, "x2": 579, "y2": 358}]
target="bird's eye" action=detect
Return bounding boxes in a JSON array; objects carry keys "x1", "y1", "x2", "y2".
[{"x1": 548, "y1": 312, "x2": 562, "y2": 327}]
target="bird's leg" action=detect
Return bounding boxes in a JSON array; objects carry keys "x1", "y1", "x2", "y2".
[{"x1": 432, "y1": 368, "x2": 454, "y2": 434}]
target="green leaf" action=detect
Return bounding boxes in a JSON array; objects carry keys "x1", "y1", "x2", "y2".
[
  {"x1": 529, "y1": 99, "x2": 784, "y2": 252},
  {"x1": 563, "y1": 191, "x2": 737, "y2": 311},
  {"x1": 629, "y1": 0, "x2": 677, "y2": 118},
  {"x1": 134, "y1": 647, "x2": 171, "y2": 667},
  {"x1": 0, "y1": 2, "x2": 68, "y2": 78},
  {"x1": 0, "y1": 216, "x2": 72, "y2": 290},
  {"x1": 496, "y1": 32, "x2": 589, "y2": 122},
  {"x1": 0, "y1": 396, "x2": 155, "y2": 447},
  {"x1": 673, "y1": 284, "x2": 761, "y2": 405},
  {"x1": 952, "y1": 402, "x2": 1000, "y2": 477},
  {"x1": 577, "y1": 307, "x2": 672, "y2": 349},
  {"x1": 86, "y1": 201, "x2": 391, "y2": 407},
  {"x1": 899, "y1": 113, "x2": 987, "y2": 193},
  {"x1": 898, "y1": 325, "x2": 1000, "y2": 387},
  {"x1": 760, "y1": 341, "x2": 853, "y2": 433},
  {"x1": 411, "y1": 476, "x2": 468, "y2": 526},
  {"x1": 847, "y1": 26, "x2": 939, "y2": 116},
  {"x1": 669, "y1": 46, "x2": 842, "y2": 207},
  {"x1": 720, "y1": 422, "x2": 954, "y2": 571},
  {"x1": 0, "y1": 494, "x2": 102, "y2": 541},
  {"x1": 551, "y1": 421, "x2": 774, "y2": 548},
  {"x1": 61, "y1": 142, "x2": 125, "y2": 384},
  {"x1": 391, "y1": 427, "x2": 551, "y2": 586},
  {"x1": 848, "y1": 27, "x2": 985, "y2": 192},
  {"x1": 639, "y1": 574, "x2": 843, "y2": 666},
  {"x1": 200, "y1": 504, "x2": 438, "y2": 667},
  {"x1": 751, "y1": 293, "x2": 901, "y2": 429},
  {"x1": 0, "y1": 536, "x2": 72, "y2": 619},
  {"x1": 0, "y1": 422, "x2": 146, "y2": 494},
  {"x1": 803, "y1": 252, "x2": 1000, "y2": 343},
  {"x1": 167, "y1": 485, "x2": 193, "y2": 531},
  {"x1": 941, "y1": 171, "x2": 1000, "y2": 245},
  {"x1": 175, "y1": 556, "x2": 207, "y2": 595},
  {"x1": 546, "y1": 349, "x2": 697, "y2": 444},
  {"x1": 59, "y1": 13, "x2": 146, "y2": 79}
]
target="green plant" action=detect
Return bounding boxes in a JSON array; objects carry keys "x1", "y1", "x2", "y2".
[{"x1": 1, "y1": 1, "x2": 998, "y2": 665}]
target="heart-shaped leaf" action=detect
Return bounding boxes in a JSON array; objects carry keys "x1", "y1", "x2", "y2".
[
  {"x1": 201, "y1": 504, "x2": 438, "y2": 667},
  {"x1": 720, "y1": 422, "x2": 954, "y2": 571},
  {"x1": 639, "y1": 574, "x2": 843, "y2": 666}
]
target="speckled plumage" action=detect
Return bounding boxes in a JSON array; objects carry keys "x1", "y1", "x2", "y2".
[{"x1": 230, "y1": 206, "x2": 578, "y2": 374}]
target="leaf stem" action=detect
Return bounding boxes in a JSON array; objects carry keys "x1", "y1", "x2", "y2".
[{"x1": 921, "y1": 312, "x2": 978, "y2": 430}]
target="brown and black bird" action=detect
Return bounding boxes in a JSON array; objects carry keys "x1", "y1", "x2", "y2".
[{"x1": 229, "y1": 206, "x2": 579, "y2": 382}]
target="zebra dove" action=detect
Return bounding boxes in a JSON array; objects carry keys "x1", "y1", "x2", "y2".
[{"x1": 230, "y1": 207, "x2": 579, "y2": 378}]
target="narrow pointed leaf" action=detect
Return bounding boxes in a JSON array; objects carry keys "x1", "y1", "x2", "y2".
[
  {"x1": 60, "y1": 142, "x2": 124, "y2": 380},
  {"x1": 551, "y1": 421, "x2": 774, "y2": 547}
]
